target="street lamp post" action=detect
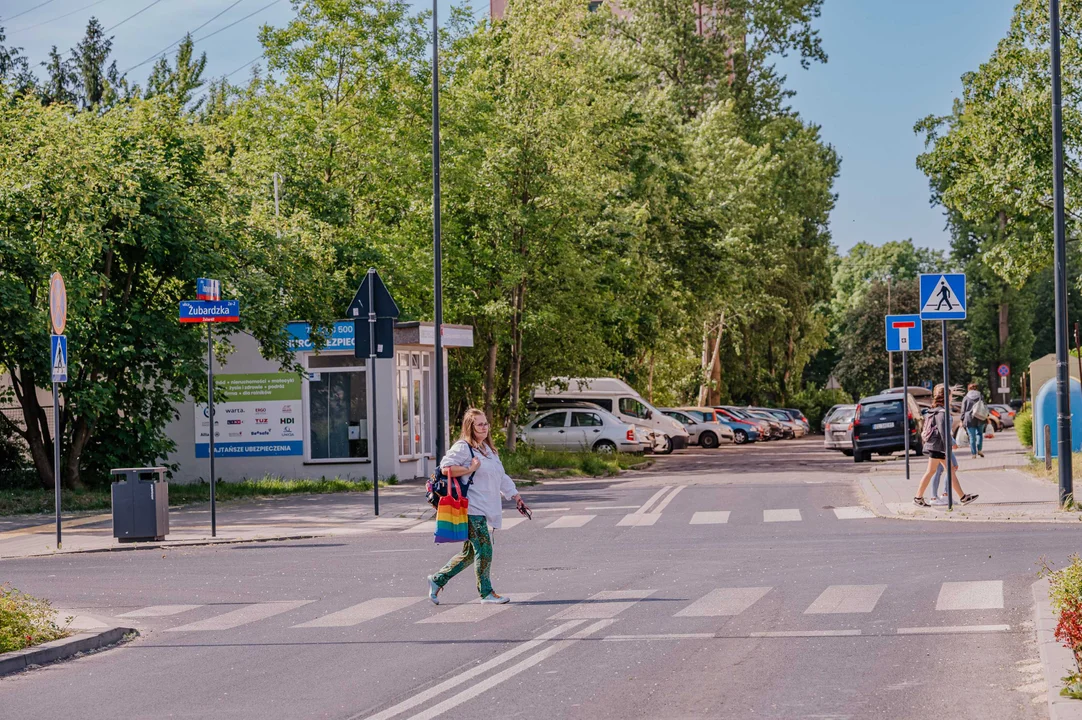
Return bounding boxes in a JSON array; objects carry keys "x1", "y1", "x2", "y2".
[
  {"x1": 1051, "y1": 0, "x2": 1073, "y2": 505},
  {"x1": 432, "y1": 0, "x2": 445, "y2": 460}
]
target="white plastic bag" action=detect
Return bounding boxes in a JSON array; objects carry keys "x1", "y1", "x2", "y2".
[{"x1": 955, "y1": 426, "x2": 967, "y2": 447}]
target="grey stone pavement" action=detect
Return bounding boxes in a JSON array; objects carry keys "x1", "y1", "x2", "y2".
[{"x1": 1, "y1": 437, "x2": 1078, "y2": 719}]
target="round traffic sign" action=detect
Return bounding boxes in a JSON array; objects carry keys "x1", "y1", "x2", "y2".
[
  {"x1": 49, "y1": 272, "x2": 67, "y2": 335},
  {"x1": 997, "y1": 363, "x2": 1010, "y2": 377}
]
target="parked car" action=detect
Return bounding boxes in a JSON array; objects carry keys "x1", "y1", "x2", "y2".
[
  {"x1": 752, "y1": 407, "x2": 807, "y2": 438},
  {"x1": 533, "y1": 377, "x2": 689, "y2": 454},
  {"x1": 706, "y1": 407, "x2": 761, "y2": 444},
  {"x1": 780, "y1": 408, "x2": 811, "y2": 434},
  {"x1": 851, "y1": 393, "x2": 924, "y2": 463},
  {"x1": 519, "y1": 405, "x2": 644, "y2": 454},
  {"x1": 662, "y1": 408, "x2": 733, "y2": 448},
  {"x1": 746, "y1": 408, "x2": 799, "y2": 439},
  {"x1": 821, "y1": 404, "x2": 848, "y2": 433},
  {"x1": 990, "y1": 403, "x2": 1015, "y2": 429},
  {"x1": 823, "y1": 404, "x2": 856, "y2": 455},
  {"x1": 722, "y1": 406, "x2": 782, "y2": 439}
]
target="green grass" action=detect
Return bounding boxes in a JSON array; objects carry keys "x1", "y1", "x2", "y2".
[
  {"x1": 500, "y1": 446, "x2": 647, "y2": 481},
  {"x1": 0, "y1": 584, "x2": 71, "y2": 653},
  {"x1": 0, "y1": 475, "x2": 398, "y2": 517}
]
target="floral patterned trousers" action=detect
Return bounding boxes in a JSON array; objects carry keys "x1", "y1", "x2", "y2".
[{"x1": 432, "y1": 515, "x2": 493, "y2": 598}]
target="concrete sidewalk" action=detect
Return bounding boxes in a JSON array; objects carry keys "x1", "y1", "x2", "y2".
[
  {"x1": 866, "y1": 426, "x2": 1029, "y2": 473},
  {"x1": 0, "y1": 484, "x2": 435, "y2": 560}
]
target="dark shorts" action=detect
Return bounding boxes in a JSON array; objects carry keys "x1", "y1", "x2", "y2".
[{"x1": 928, "y1": 451, "x2": 945, "y2": 460}]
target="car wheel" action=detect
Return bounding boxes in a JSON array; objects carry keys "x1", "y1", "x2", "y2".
[
  {"x1": 593, "y1": 439, "x2": 617, "y2": 454},
  {"x1": 655, "y1": 435, "x2": 674, "y2": 455},
  {"x1": 734, "y1": 430, "x2": 748, "y2": 445},
  {"x1": 700, "y1": 432, "x2": 719, "y2": 449},
  {"x1": 854, "y1": 450, "x2": 864, "y2": 463}
]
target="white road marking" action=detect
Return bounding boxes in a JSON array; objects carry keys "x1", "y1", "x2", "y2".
[
  {"x1": 634, "y1": 486, "x2": 672, "y2": 515},
  {"x1": 54, "y1": 611, "x2": 108, "y2": 630},
  {"x1": 294, "y1": 597, "x2": 424, "y2": 628},
  {"x1": 401, "y1": 620, "x2": 616, "y2": 720},
  {"x1": 690, "y1": 511, "x2": 730, "y2": 525},
  {"x1": 584, "y1": 505, "x2": 640, "y2": 510},
  {"x1": 651, "y1": 486, "x2": 685, "y2": 514},
  {"x1": 371, "y1": 549, "x2": 425, "y2": 553},
  {"x1": 117, "y1": 604, "x2": 202, "y2": 618},
  {"x1": 361, "y1": 518, "x2": 419, "y2": 530},
  {"x1": 833, "y1": 506, "x2": 876, "y2": 520},
  {"x1": 617, "y1": 513, "x2": 660, "y2": 527},
  {"x1": 804, "y1": 585, "x2": 887, "y2": 614},
  {"x1": 675, "y1": 587, "x2": 772, "y2": 617},
  {"x1": 416, "y1": 593, "x2": 541, "y2": 623},
  {"x1": 402, "y1": 521, "x2": 436, "y2": 534},
  {"x1": 763, "y1": 509, "x2": 802, "y2": 522},
  {"x1": 602, "y1": 633, "x2": 714, "y2": 641},
  {"x1": 532, "y1": 507, "x2": 572, "y2": 513},
  {"x1": 359, "y1": 620, "x2": 587, "y2": 720},
  {"x1": 750, "y1": 630, "x2": 861, "y2": 638},
  {"x1": 897, "y1": 624, "x2": 1011, "y2": 635},
  {"x1": 546, "y1": 515, "x2": 595, "y2": 529},
  {"x1": 935, "y1": 581, "x2": 1004, "y2": 610},
  {"x1": 549, "y1": 589, "x2": 655, "y2": 620},
  {"x1": 166, "y1": 600, "x2": 312, "y2": 632},
  {"x1": 499, "y1": 517, "x2": 526, "y2": 530}
]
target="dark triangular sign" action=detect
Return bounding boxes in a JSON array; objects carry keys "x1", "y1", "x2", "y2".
[{"x1": 346, "y1": 269, "x2": 400, "y2": 320}]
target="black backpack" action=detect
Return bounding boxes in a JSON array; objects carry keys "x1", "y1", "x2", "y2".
[{"x1": 425, "y1": 444, "x2": 475, "y2": 508}]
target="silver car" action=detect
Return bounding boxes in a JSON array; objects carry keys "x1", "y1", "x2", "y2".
[
  {"x1": 823, "y1": 405, "x2": 856, "y2": 455},
  {"x1": 661, "y1": 408, "x2": 734, "y2": 449},
  {"x1": 520, "y1": 406, "x2": 644, "y2": 453}
]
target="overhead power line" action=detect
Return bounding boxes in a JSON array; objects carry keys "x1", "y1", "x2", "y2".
[
  {"x1": 226, "y1": 55, "x2": 261, "y2": 79},
  {"x1": 3, "y1": 0, "x2": 57, "y2": 23},
  {"x1": 103, "y1": 0, "x2": 167, "y2": 33},
  {"x1": 10, "y1": 0, "x2": 109, "y2": 34},
  {"x1": 191, "y1": 0, "x2": 280, "y2": 45},
  {"x1": 122, "y1": 0, "x2": 246, "y2": 75}
]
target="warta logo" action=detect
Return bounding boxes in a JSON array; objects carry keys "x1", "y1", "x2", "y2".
[{"x1": 225, "y1": 408, "x2": 245, "y2": 414}]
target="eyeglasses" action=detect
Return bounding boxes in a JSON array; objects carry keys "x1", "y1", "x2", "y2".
[{"x1": 475, "y1": 422, "x2": 490, "y2": 429}]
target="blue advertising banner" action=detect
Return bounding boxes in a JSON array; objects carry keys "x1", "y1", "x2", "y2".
[
  {"x1": 196, "y1": 441, "x2": 303, "y2": 458},
  {"x1": 287, "y1": 321, "x2": 356, "y2": 352}
]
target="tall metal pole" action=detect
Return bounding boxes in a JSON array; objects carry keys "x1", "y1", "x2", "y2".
[
  {"x1": 432, "y1": 0, "x2": 445, "y2": 460},
  {"x1": 1051, "y1": 0, "x2": 1074, "y2": 505},
  {"x1": 368, "y1": 268, "x2": 380, "y2": 516},
  {"x1": 53, "y1": 382, "x2": 61, "y2": 548},
  {"x1": 942, "y1": 321, "x2": 954, "y2": 511},
  {"x1": 208, "y1": 323, "x2": 217, "y2": 537},
  {"x1": 903, "y1": 351, "x2": 910, "y2": 481}
]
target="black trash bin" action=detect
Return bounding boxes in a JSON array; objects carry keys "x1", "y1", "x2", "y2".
[{"x1": 111, "y1": 467, "x2": 169, "y2": 542}]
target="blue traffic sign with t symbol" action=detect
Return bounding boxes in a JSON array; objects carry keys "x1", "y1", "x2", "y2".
[
  {"x1": 885, "y1": 314, "x2": 923, "y2": 352},
  {"x1": 919, "y1": 273, "x2": 967, "y2": 320}
]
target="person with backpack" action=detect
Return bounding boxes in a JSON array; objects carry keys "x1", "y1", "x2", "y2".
[
  {"x1": 915, "y1": 384, "x2": 978, "y2": 507},
  {"x1": 427, "y1": 408, "x2": 530, "y2": 606},
  {"x1": 960, "y1": 383, "x2": 989, "y2": 458}
]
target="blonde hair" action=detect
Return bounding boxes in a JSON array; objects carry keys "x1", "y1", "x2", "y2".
[{"x1": 459, "y1": 408, "x2": 497, "y2": 456}]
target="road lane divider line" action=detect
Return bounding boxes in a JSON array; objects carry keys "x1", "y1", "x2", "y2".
[
  {"x1": 402, "y1": 619, "x2": 617, "y2": 720},
  {"x1": 584, "y1": 505, "x2": 640, "y2": 510},
  {"x1": 749, "y1": 630, "x2": 861, "y2": 638},
  {"x1": 650, "y1": 486, "x2": 685, "y2": 515},
  {"x1": 603, "y1": 633, "x2": 714, "y2": 641},
  {"x1": 897, "y1": 624, "x2": 1010, "y2": 635},
  {"x1": 359, "y1": 620, "x2": 587, "y2": 720},
  {"x1": 634, "y1": 486, "x2": 672, "y2": 515}
]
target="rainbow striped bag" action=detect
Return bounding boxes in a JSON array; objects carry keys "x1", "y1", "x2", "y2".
[{"x1": 434, "y1": 477, "x2": 469, "y2": 543}]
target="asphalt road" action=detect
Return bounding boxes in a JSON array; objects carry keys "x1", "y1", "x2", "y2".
[{"x1": 0, "y1": 438, "x2": 1064, "y2": 719}]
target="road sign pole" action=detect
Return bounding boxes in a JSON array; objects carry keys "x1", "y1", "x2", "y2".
[
  {"x1": 432, "y1": 0, "x2": 446, "y2": 462},
  {"x1": 208, "y1": 322, "x2": 216, "y2": 537},
  {"x1": 942, "y1": 320, "x2": 954, "y2": 511},
  {"x1": 903, "y1": 351, "x2": 910, "y2": 481},
  {"x1": 1052, "y1": 0, "x2": 1074, "y2": 505},
  {"x1": 53, "y1": 381, "x2": 61, "y2": 548},
  {"x1": 368, "y1": 269, "x2": 380, "y2": 517}
]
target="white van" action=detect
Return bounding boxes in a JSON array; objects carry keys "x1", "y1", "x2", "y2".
[{"x1": 532, "y1": 378, "x2": 689, "y2": 454}]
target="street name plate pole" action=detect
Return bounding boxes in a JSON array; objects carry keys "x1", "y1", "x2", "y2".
[
  {"x1": 903, "y1": 350, "x2": 910, "y2": 481},
  {"x1": 208, "y1": 322, "x2": 216, "y2": 537},
  {"x1": 942, "y1": 321, "x2": 954, "y2": 511},
  {"x1": 368, "y1": 269, "x2": 379, "y2": 517}
]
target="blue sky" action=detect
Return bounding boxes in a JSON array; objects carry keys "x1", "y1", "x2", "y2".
[{"x1": 4, "y1": 0, "x2": 1017, "y2": 253}]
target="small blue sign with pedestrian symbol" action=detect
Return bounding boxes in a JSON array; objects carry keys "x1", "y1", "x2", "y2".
[
  {"x1": 51, "y1": 334, "x2": 67, "y2": 383},
  {"x1": 885, "y1": 314, "x2": 923, "y2": 352},
  {"x1": 919, "y1": 273, "x2": 966, "y2": 320}
]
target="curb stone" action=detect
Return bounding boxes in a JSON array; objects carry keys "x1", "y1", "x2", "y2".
[
  {"x1": 0, "y1": 626, "x2": 136, "y2": 677},
  {"x1": 1032, "y1": 578, "x2": 1082, "y2": 720}
]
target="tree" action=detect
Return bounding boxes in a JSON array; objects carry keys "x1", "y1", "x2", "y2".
[
  {"x1": 40, "y1": 46, "x2": 77, "y2": 106},
  {"x1": 144, "y1": 35, "x2": 207, "y2": 111},
  {"x1": 71, "y1": 18, "x2": 120, "y2": 109},
  {"x1": 0, "y1": 27, "x2": 35, "y2": 95}
]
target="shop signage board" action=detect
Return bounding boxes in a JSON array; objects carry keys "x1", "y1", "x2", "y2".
[{"x1": 194, "y1": 373, "x2": 304, "y2": 458}]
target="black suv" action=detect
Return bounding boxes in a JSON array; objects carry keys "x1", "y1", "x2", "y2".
[{"x1": 851, "y1": 393, "x2": 923, "y2": 463}]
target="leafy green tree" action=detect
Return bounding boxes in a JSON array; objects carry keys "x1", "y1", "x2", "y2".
[
  {"x1": 144, "y1": 35, "x2": 207, "y2": 111},
  {"x1": 72, "y1": 18, "x2": 120, "y2": 109},
  {"x1": 0, "y1": 27, "x2": 35, "y2": 95},
  {"x1": 40, "y1": 46, "x2": 77, "y2": 106}
]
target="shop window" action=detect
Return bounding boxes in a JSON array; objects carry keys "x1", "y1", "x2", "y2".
[
  {"x1": 307, "y1": 357, "x2": 368, "y2": 460},
  {"x1": 397, "y1": 351, "x2": 434, "y2": 459}
]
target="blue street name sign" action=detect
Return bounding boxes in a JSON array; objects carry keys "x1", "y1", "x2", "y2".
[
  {"x1": 196, "y1": 277, "x2": 221, "y2": 301},
  {"x1": 51, "y1": 334, "x2": 68, "y2": 383},
  {"x1": 919, "y1": 273, "x2": 967, "y2": 320},
  {"x1": 885, "y1": 314, "x2": 923, "y2": 352},
  {"x1": 178, "y1": 300, "x2": 240, "y2": 323}
]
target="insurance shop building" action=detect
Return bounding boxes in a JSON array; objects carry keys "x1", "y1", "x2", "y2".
[{"x1": 162, "y1": 321, "x2": 473, "y2": 484}]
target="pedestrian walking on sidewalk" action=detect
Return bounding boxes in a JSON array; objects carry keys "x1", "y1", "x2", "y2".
[
  {"x1": 930, "y1": 419, "x2": 961, "y2": 506},
  {"x1": 960, "y1": 383, "x2": 988, "y2": 458},
  {"x1": 915, "y1": 385, "x2": 978, "y2": 507},
  {"x1": 427, "y1": 409, "x2": 530, "y2": 606}
]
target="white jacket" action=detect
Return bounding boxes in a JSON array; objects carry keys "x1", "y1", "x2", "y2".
[{"x1": 439, "y1": 440, "x2": 519, "y2": 529}]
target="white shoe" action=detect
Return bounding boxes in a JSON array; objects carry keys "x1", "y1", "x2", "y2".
[
  {"x1": 931, "y1": 497, "x2": 947, "y2": 506},
  {"x1": 481, "y1": 593, "x2": 510, "y2": 604},
  {"x1": 427, "y1": 576, "x2": 441, "y2": 605}
]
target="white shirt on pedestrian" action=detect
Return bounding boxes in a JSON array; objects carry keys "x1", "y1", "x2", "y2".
[{"x1": 439, "y1": 440, "x2": 518, "y2": 530}]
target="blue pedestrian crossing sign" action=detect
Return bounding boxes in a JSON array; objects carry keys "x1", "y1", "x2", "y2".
[
  {"x1": 51, "y1": 334, "x2": 67, "y2": 383},
  {"x1": 919, "y1": 273, "x2": 966, "y2": 320},
  {"x1": 885, "y1": 314, "x2": 923, "y2": 352}
]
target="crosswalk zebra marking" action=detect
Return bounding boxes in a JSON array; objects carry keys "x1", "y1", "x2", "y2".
[
  {"x1": 403, "y1": 521, "x2": 436, "y2": 534},
  {"x1": 690, "y1": 511, "x2": 730, "y2": 525},
  {"x1": 617, "y1": 513, "x2": 660, "y2": 527},
  {"x1": 117, "y1": 604, "x2": 202, "y2": 618},
  {"x1": 833, "y1": 507, "x2": 876, "y2": 520},
  {"x1": 935, "y1": 581, "x2": 1003, "y2": 611},
  {"x1": 417, "y1": 593, "x2": 542, "y2": 623},
  {"x1": 549, "y1": 589, "x2": 655, "y2": 620},
  {"x1": 764, "y1": 509, "x2": 802, "y2": 522},
  {"x1": 166, "y1": 600, "x2": 313, "y2": 632},
  {"x1": 675, "y1": 587, "x2": 771, "y2": 617},
  {"x1": 804, "y1": 585, "x2": 887, "y2": 614},
  {"x1": 294, "y1": 597, "x2": 424, "y2": 628},
  {"x1": 546, "y1": 515, "x2": 595, "y2": 529},
  {"x1": 499, "y1": 517, "x2": 527, "y2": 530}
]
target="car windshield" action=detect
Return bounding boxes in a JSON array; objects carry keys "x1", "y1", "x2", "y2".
[
  {"x1": 686, "y1": 410, "x2": 713, "y2": 422},
  {"x1": 829, "y1": 410, "x2": 855, "y2": 424},
  {"x1": 859, "y1": 400, "x2": 902, "y2": 420}
]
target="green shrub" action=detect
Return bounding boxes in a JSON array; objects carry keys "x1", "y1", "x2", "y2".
[
  {"x1": 1017, "y1": 410, "x2": 1033, "y2": 447},
  {"x1": 0, "y1": 585, "x2": 70, "y2": 653},
  {"x1": 789, "y1": 388, "x2": 854, "y2": 432},
  {"x1": 498, "y1": 445, "x2": 637, "y2": 479}
]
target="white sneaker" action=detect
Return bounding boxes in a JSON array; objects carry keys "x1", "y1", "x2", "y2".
[
  {"x1": 427, "y1": 576, "x2": 441, "y2": 605},
  {"x1": 481, "y1": 593, "x2": 510, "y2": 604},
  {"x1": 931, "y1": 497, "x2": 947, "y2": 506}
]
